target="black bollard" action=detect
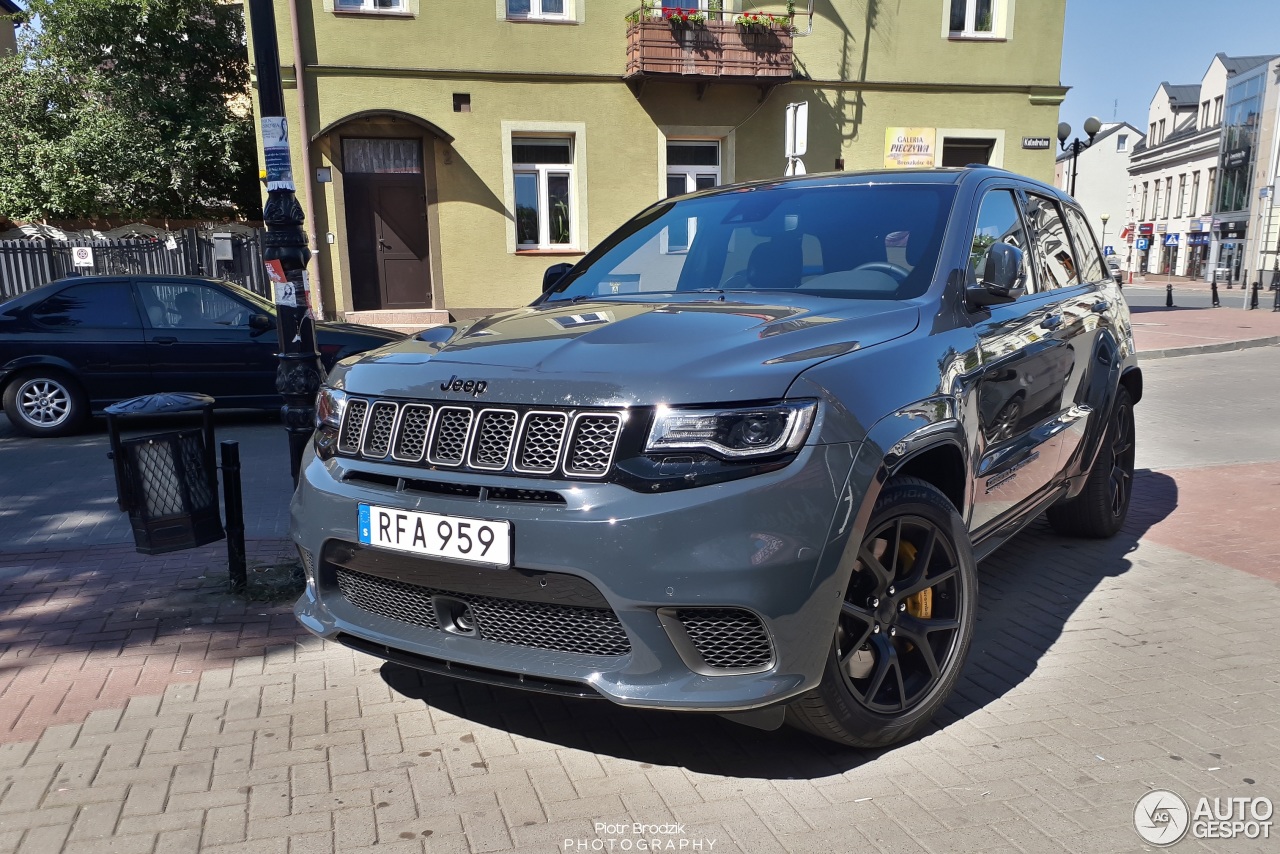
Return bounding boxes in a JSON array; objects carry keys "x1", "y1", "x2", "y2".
[
  {"x1": 1274, "y1": 283, "x2": 1280, "y2": 312},
  {"x1": 1250, "y1": 282, "x2": 1260, "y2": 310},
  {"x1": 221, "y1": 441, "x2": 247, "y2": 594},
  {"x1": 1165, "y1": 284, "x2": 1174, "y2": 307},
  {"x1": 1211, "y1": 280, "x2": 1220, "y2": 307}
]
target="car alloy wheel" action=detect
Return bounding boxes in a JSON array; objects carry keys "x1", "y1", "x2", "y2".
[
  {"x1": 786, "y1": 477, "x2": 977, "y2": 747},
  {"x1": 17, "y1": 377, "x2": 73, "y2": 428},
  {"x1": 1108, "y1": 396, "x2": 1135, "y2": 517},
  {"x1": 836, "y1": 515, "x2": 966, "y2": 714}
]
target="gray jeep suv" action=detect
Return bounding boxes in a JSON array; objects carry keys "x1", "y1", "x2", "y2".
[{"x1": 291, "y1": 167, "x2": 1140, "y2": 747}]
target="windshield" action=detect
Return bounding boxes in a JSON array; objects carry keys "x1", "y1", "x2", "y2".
[{"x1": 546, "y1": 182, "x2": 956, "y2": 302}]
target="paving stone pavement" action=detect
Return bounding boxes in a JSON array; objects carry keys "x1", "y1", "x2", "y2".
[{"x1": 2, "y1": 351, "x2": 1279, "y2": 853}]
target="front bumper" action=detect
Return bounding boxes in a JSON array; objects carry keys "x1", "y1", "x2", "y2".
[{"x1": 291, "y1": 439, "x2": 863, "y2": 712}]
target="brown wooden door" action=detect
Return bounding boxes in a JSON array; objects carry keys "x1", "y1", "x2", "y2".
[
  {"x1": 373, "y1": 178, "x2": 431, "y2": 308},
  {"x1": 342, "y1": 137, "x2": 431, "y2": 310}
]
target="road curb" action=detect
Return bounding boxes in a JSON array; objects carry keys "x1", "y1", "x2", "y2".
[{"x1": 1139, "y1": 335, "x2": 1280, "y2": 360}]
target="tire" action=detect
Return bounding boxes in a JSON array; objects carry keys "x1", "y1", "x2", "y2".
[
  {"x1": 786, "y1": 476, "x2": 978, "y2": 748},
  {"x1": 2, "y1": 370, "x2": 90, "y2": 438},
  {"x1": 1046, "y1": 386, "x2": 1135, "y2": 539}
]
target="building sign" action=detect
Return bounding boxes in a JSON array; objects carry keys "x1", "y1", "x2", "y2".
[
  {"x1": 1189, "y1": 220, "x2": 1202, "y2": 232},
  {"x1": 1188, "y1": 233, "x2": 1211, "y2": 246},
  {"x1": 884, "y1": 128, "x2": 936, "y2": 168},
  {"x1": 1156, "y1": 223, "x2": 1167, "y2": 233},
  {"x1": 1022, "y1": 137, "x2": 1052, "y2": 150},
  {"x1": 1223, "y1": 147, "x2": 1250, "y2": 170},
  {"x1": 1139, "y1": 223, "x2": 1154, "y2": 235}
]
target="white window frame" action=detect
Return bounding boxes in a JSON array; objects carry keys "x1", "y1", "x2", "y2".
[
  {"x1": 501, "y1": 122, "x2": 587, "y2": 254},
  {"x1": 332, "y1": 0, "x2": 412, "y2": 14},
  {"x1": 1116, "y1": 134, "x2": 1128, "y2": 153},
  {"x1": 665, "y1": 140, "x2": 721, "y2": 197},
  {"x1": 661, "y1": 140, "x2": 722, "y2": 254},
  {"x1": 504, "y1": 0, "x2": 572, "y2": 22},
  {"x1": 944, "y1": 0, "x2": 1009, "y2": 39}
]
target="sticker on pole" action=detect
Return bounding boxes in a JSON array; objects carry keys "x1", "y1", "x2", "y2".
[
  {"x1": 261, "y1": 116, "x2": 295, "y2": 192},
  {"x1": 265, "y1": 259, "x2": 314, "y2": 343},
  {"x1": 71, "y1": 246, "x2": 94, "y2": 268}
]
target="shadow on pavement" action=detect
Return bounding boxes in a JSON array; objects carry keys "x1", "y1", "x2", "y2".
[{"x1": 381, "y1": 470, "x2": 1179, "y2": 778}]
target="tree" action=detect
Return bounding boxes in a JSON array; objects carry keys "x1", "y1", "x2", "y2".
[{"x1": 0, "y1": 0, "x2": 259, "y2": 221}]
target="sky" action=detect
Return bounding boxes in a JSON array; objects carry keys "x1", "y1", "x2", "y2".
[{"x1": 1059, "y1": 0, "x2": 1280, "y2": 137}]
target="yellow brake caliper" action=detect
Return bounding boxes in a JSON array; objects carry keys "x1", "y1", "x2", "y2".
[{"x1": 897, "y1": 542, "x2": 930, "y2": 654}]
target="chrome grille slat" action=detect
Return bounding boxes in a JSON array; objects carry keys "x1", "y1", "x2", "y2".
[
  {"x1": 428, "y1": 406, "x2": 474, "y2": 466},
  {"x1": 391, "y1": 404, "x2": 433, "y2": 462},
  {"x1": 565, "y1": 413, "x2": 623, "y2": 477},
  {"x1": 338, "y1": 396, "x2": 624, "y2": 479},
  {"x1": 361, "y1": 401, "x2": 398, "y2": 458},
  {"x1": 469, "y1": 409, "x2": 518, "y2": 470},
  {"x1": 514, "y1": 411, "x2": 568, "y2": 474},
  {"x1": 338, "y1": 399, "x2": 369, "y2": 454}
]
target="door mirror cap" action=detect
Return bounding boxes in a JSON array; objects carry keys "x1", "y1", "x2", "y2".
[
  {"x1": 966, "y1": 242, "x2": 1027, "y2": 308},
  {"x1": 542, "y1": 263, "x2": 574, "y2": 293},
  {"x1": 249, "y1": 313, "x2": 275, "y2": 332}
]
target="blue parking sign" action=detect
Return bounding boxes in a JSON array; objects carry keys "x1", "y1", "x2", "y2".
[{"x1": 1136, "y1": 238, "x2": 1150, "y2": 251}]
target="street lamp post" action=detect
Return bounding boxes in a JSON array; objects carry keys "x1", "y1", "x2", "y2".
[
  {"x1": 1100, "y1": 212, "x2": 1110, "y2": 249},
  {"x1": 246, "y1": 0, "x2": 325, "y2": 485},
  {"x1": 1058, "y1": 117, "x2": 1102, "y2": 197}
]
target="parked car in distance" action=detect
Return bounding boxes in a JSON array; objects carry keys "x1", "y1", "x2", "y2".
[
  {"x1": 292, "y1": 166, "x2": 1141, "y2": 748},
  {"x1": 0, "y1": 275, "x2": 404, "y2": 437}
]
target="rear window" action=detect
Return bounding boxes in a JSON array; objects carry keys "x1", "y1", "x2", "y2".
[
  {"x1": 547, "y1": 183, "x2": 957, "y2": 302},
  {"x1": 32, "y1": 282, "x2": 139, "y2": 328}
]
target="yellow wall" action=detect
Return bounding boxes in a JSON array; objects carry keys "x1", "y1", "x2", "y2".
[{"x1": 249, "y1": 1, "x2": 1067, "y2": 318}]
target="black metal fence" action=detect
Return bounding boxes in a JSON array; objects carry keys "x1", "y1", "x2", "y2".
[{"x1": 0, "y1": 228, "x2": 267, "y2": 302}]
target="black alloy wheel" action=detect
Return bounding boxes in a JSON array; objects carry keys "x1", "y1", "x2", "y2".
[
  {"x1": 836, "y1": 515, "x2": 965, "y2": 714},
  {"x1": 1047, "y1": 385, "x2": 1136, "y2": 538},
  {"x1": 787, "y1": 477, "x2": 977, "y2": 748}
]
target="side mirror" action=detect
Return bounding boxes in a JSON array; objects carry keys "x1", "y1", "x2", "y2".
[
  {"x1": 249, "y1": 313, "x2": 275, "y2": 334},
  {"x1": 542, "y1": 262, "x2": 573, "y2": 293},
  {"x1": 965, "y1": 243, "x2": 1027, "y2": 308}
]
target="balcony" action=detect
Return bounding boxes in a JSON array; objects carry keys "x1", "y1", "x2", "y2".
[{"x1": 624, "y1": 8, "x2": 795, "y2": 97}]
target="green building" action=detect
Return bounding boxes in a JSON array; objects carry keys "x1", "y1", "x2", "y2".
[{"x1": 248, "y1": 0, "x2": 1067, "y2": 328}]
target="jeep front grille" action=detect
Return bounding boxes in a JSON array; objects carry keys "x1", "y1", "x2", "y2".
[
  {"x1": 335, "y1": 567, "x2": 631, "y2": 656},
  {"x1": 336, "y1": 397, "x2": 625, "y2": 480}
]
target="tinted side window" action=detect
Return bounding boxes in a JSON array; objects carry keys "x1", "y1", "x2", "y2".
[
  {"x1": 968, "y1": 189, "x2": 1029, "y2": 288},
  {"x1": 1024, "y1": 195, "x2": 1079, "y2": 290},
  {"x1": 138, "y1": 282, "x2": 251, "y2": 329},
  {"x1": 1063, "y1": 206, "x2": 1106, "y2": 282},
  {"x1": 32, "y1": 282, "x2": 139, "y2": 328}
]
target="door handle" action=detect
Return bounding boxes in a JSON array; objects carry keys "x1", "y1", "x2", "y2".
[
  {"x1": 1038, "y1": 314, "x2": 1063, "y2": 331},
  {"x1": 378, "y1": 239, "x2": 391, "y2": 251},
  {"x1": 1091, "y1": 300, "x2": 1110, "y2": 313},
  {"x1": 152, "y1": 336, "x2": 177, "y2": 345}
]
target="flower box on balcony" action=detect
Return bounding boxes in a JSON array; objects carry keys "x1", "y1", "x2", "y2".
[{"x1": 625, "y1": 19, "x2": 793, "y2": 81}]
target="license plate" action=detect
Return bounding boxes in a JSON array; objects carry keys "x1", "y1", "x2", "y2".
[{"x1": 358, "y1": 504, "x2": 511, "y2": 567}]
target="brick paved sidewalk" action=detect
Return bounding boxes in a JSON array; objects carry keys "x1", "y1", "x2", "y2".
[
  {"x1": 1130, "y1": 307, "x2": 1280, "y2": 356},
  {"x1": 2, "y1": 513, "x2": 1278, "y2": 853}
]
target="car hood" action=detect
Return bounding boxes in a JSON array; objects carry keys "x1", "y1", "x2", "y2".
[
  {"x1": 330, "y1": 294, "x2": 919, "y2": 407},
  {"x1": 316, "y1": 321, "x2": 406, "y2": 342}
]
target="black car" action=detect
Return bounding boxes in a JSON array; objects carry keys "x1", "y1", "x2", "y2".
[
  {"x1": 0, "y1": 275, "x2": 404, "y2": 437},
  {"x1": 291, "y1": 167, "x2": 1141, "y2": 748}
]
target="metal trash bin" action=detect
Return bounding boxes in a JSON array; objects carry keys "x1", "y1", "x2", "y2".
[{"x1": 105, "y1": 393, "x2": 225, "y2": 555}]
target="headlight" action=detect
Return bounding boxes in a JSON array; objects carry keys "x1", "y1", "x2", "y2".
[
  {"x1": 315, "y1": 386, "x2": 348, "y2": 430},
  {"x1": 646, "y1": 401, "x2": 816, "y2": 459}
]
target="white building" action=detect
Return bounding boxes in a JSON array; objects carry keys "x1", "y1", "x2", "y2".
[
  {"x1": 1123, "y1": 54, "x2": 1276, "y2": 281},
  {"x1": 1212, "y1": 54, "x2": 1280, "y2": 288},
  {"x1": 1054, "y1": 122, "x2": 1142, "y2": 269}
]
